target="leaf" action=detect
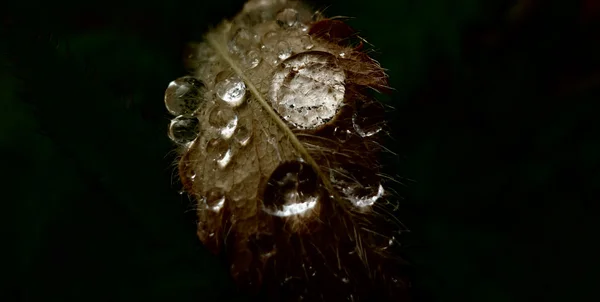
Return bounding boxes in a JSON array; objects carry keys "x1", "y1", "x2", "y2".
[{"x1": 164, "y1": 0, "x2": 409, "y2": 300}]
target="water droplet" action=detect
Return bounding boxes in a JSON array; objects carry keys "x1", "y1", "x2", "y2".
[
  {"x1": 276, "y1": 41, "x2": 292, "y2": 60},
  {"x1": 269, "y1": 51, "x2": 346, "y2": 129},
  {"x1": 164, "y1": 76, "x2": 206, "y2": 115},
  {"x1": 333, "y1": 126, "x2": 352, "y2": 142},
  {"x1": 242, "y1": 49, "x2": 261, "y2": 69},
  {"x1": 300, "y1": 35, "x2": 314, "y2": 49},
  {"x1": 208, "y1": 105, "x2": 238, "y2": 139},
  {"x1": 215, "y1": 74, "x2": 246, "y2": 107},
  {"x1": 276, "y1": 8, "x2": 299, "y2": 28},
  {"x1": 168, "y1": 115, "x2": 200, "y2": 144},
  {"x1": 342, "y1": 183, "x2": 384, "y2": 208},
  {"x1": 339, "y1": 52, "x2": 346, "y2": 58},
  {"x1": 206, "y1": 138, "x2": 232, "y2": 168},
  {"x1": 332, "y1": 164, "x2": 384, "y2": 208},
  {"x1": 263, "y1": 161, "x2": 321, "y2": 217},
  {"x1": 233, "y1": 125, "x2": 252, "y2": 146},
  {"x1": 352, "y1": 101, "x2": 384, "y2": 137},
  {"x1": 251, "y1": 233, "x2": 276, "y2": 259},
  {"x1": 262, "y1": 31, "x2": 278, "y2": 47},
  {"x1": 217, "y1": 148, "x2": 233, "y2": 168},
  {"x1": 203, "y1": 188, "x2": 226, "y2": 212},
  {"x1": 228, "y1": 28, "x2": 256, "y2": 54},
  {"x1": 341, "y1": 277, "x2": 350, "y2": 284}
]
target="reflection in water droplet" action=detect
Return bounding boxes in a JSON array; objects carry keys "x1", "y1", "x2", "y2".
[
  {"x1": 168, "y1": 115, "x2": 200, "y2": 144},
  {"x1": 215, "y1": 74, "x2": 246, "y2": 107},
  {"x1": 233, "y1": 125, "x2": 252, "y2": 146},
  {"x1": 263, "y1": 161, "x2": 321, "y2": 217},
  {"x1": 204, "y1": 188, "x2": 226, "y2": 212},
  {"x1": 269, "y1": 51, "x2": 346, "y2": 129},
  {"x1": 208, "y1": 105, "x2": 238, "y2": 139},
  {"x1": 164, "y1": 76, "x2": 206, "y2": 115},
  {"x1": 276, "y1": 8, "x2": 299, "y2": 28},
  {"x1": 352, "y1": 101, "x2": 384, "y2": 137}
]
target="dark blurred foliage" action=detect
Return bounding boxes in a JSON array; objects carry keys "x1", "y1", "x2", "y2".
[{"x1": 1, "y1": 0, "x2": 598, "y2": 301}]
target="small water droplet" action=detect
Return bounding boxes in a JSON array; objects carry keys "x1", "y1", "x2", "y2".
[
  {"x1": 276, "y1": 8, "x2": 299, "y2": 28},
  {"x1": 332, "y1": 164, "x2": 384, "y2": 208},
  {"x1": 333, "y1": 126, "x2": 352, "y2": 142},
  {"x1": 300, "y1": 35, "x2": 314, "y2": 49},
  {"x1": 217, "y1": 148, "x2": 233, "y2": 168},
  {"x1": 339, "y1": 52, "x2": 346, "y2": 58},
  {"x1": 341, "y1": 277, "x2": 349, "y2": 284},
  {"x1": 206, "y1": 138, "x2": 232, "y2": 168},
  {"x1": 164, "y1": 76, "x2": 206, "y2": 115},
  {"x1": 233, "y1": 125, "x2": 252, "y2": 146},
  {"x1": 352, "y1": 101, "x2": 384, "y2": 137},
  {"x1": 228, "y1": 28, "x2": 256, "y2": 54},
  {"x1": 203, "y1": 188, "x2": 226, "y2": 212},
  {"x1": 208, "y1": 105, "x2": 238, "y2": 139},
  {"x1": 215, "y1": 74, "x2": 246, "y2": 107},
  {"x1": 168, "y1": 115, "x2": 200, "y2": 144},
  {"x1": 262, "y1": 161, "x2": 321, "y2": 217},
  {"x1": 242, "y1": 49, "x2": 261, "y2": 69},
  {"x1": 262, "y1": 31, "x2": 278, "y2": 47},
  {"x1": 276, "y1": 41, "x2": 292, "y2": 60}
]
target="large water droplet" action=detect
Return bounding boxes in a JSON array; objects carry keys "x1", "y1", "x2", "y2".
[
  {"x1": 164, "y1": 76, "x2": 206, "y2": 115},
  {"x1": 263, "y1": 161, "x2": 321, "y2": 217},
  {"x1": 168, "y1": 115, "x2": 200, "y2": 144},
  {"x1": 208, "y1": 105, "x2": 238, "y2": 139},
  {"x1": 215, "y1": 74, "x2": 247, "y2": 107},
  {"x1": 269, "y1": 51, "x2": 346, "y2": 129},
  {"x1": 276, "y1": 8, "x2": 299, "y2": 28},
  {"x1": 352, "y1": 101, "x2": 384, "y2": 137},
  {"x1": 203, "y1": 188, "x2": 226, "y2": 212}
]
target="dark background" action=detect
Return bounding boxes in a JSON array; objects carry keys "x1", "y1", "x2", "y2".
[{"x1": 2, "y1": 0, "x2": 599, "y2": 301}]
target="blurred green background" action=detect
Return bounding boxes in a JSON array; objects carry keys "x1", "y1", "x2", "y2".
[{"x1": 2, "y1": 0, "x2": 598, "y2": 301}]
